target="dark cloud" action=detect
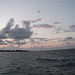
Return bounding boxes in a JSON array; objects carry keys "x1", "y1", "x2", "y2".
[
  {"x1": 63, "y1": 37, "x2": 75, "y2": 41},
  {"x1": 31, "y1": 18, "x2": 41, "y2": 23},
  {"x1": 33, "y1": 24, "x2": 54, "y2": 29},
  {"x1": 2, "y1": 18, "x2": 14, "y2": 34},
  {"x1": 37, "y1": 10, "x2": 41, "y2": 13},
  {"x1": 0, "y1": 40, "x2": 8, "y2": 45},
  {"x1": 70, "y1": 25, "x2": 75, "y2": 32},
  {"x1": 0, "y1": 18, "x2": 14, "y2": 39},
  {"x1": 8, "y1": 25, "x2": 33, "y2": 39},
  {"x1": 65, "y1": 42, "x2": 71, "y2": 45},
  {"x1": 5, "y1": 40, "x2": 13, "y2": 44},
  {"x1": 0, "y1": 42, "x2": 7, "y2": 45},
  {"x1": 14, "y1": 41, "x2": 26, "y2": 45},
  {"x1": 4, "y1": 40, "x2": 26, "y2": 46},
  {"x1": 0, "y1": 40, "x2": 3, "y2": 42},
  {"x1": 44, "y1": 39, "x2": 50, "y2": 41},
  {"x1": 33, "y1": 38, "x2": 46, "y2": 41},
  {"x1": 54, "y1": 22, "x2": 63, "y2": 24},
  {"x1": 0, "y1": 33, "x2": 7, "y2": 39},
  {"x1": 0, "y1": 18, "x2": 33, "y2": 40},
  {"x1": 51, "y1": 38, "x2": 61, "y2": 40}
]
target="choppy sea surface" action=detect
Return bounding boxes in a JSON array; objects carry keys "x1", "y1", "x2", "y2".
[{"x1": 0, "y1": 49, "x2": 75, "y2": 75}]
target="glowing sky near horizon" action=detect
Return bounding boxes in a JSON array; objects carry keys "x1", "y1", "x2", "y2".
[{"x1": 0, "y1": 0, "x2": 75, "y2": 50}]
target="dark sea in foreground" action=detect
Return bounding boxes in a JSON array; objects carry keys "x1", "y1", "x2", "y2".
[{"x1": 0, "y1": 49, "x2": 75, "y2": 75}]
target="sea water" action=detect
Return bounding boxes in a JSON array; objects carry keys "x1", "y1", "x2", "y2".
[{"x1": 0, "y1": 49, "x2": 75, "y2": 75}]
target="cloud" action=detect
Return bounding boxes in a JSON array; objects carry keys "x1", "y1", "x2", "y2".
[
  {"x1": 0, "y1": 40, "x2": 3, "y2": 42},
  {"x1": 30, "y1": 38, "x2": 35, "y2": 42},
  {"x1": 0, "y1": 40, "x2": 8, "y2": 45},
  {"x1": 63, "y1": 37, "x2": 75, "y2": 41},
  {"x1": 55, "y1": 26, "x2": 70, "y2": 33},
  {"x1": 55, "y1": 26, "x2": 64, "y2": 33},
  {"x1": 30, "y1": 38, "x2": 61, "y2": 43},
  {"x1": 44, "y1": 38, "x2": 61, "y2": 41},
  {"x1": 2, "y1": 18, "x2": 14, "y2": 34},
  {"x1": 33, "y1": 24, "x2": 54, "y2": 29},
  {"x1": 70, "y1": 25, "x2": 75, "y2": 32},
  {"x1": 65, "y1": 42, "x2": 71, "y2": 45},
  {"x1": 0, "y1": 33, "x2": 7, "y2": 39},
  {"x1": 33, "y1": 38, "x2": 46, "y2": 41},
  {"x1": 33, "y1": 33, "x2": 38, "y2": 35},
  {"x1": 31, "y1": 18, "x2": 41, "y2": 23},
  {"x1": 5, "y1": 40, "x2": 13, "y2": 44},
  {"x1": 8, "y1": 25, "x2": 33, "y2": 39},
  {"x1": 37, "y1": 10, "x2": 41, "y2": 13},
  {"x1": 0, "y1": 18, "x2": 14, "y2": 39},
  {"x1": 64, "y1": 25, "x2": 75, "y2": 32},
  {"x1": 29, "y1": 38, "x2": 49, "y2": 44},
  {"x1": 55, "y1": 25, "x2": 75, "y2": 33},
  {"x1": 0, "y1": 18, "x2": 33, "y2": 40},
  {"x1": 29, "y1": 38, "x2": 35, "y2": 44},
  {"x1": 44, "y1": 39, "x2": 50, "y2": 41},
  {"x1": 54, "y1": 22, "x2": 63, "y2": 24},
  {"x1": 14, "y1": 41, "x2": 26, "y2": 45},
  {"x1": 64, "y1": 30, "x2": 70, "y2": 32},
  {"x1": 2, "y1": 40, "x2": 26, "y2": 46}
]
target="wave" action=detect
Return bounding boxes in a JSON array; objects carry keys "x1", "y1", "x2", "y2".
[
  {"x1": 36, "y1": 58, "x2": 58, "y2": 62},
  {"x1": 56, "y1": 62, "x2": 75, "y2": 67},
  {"x1": 36, "y1": 58, "x2": 75, "y2": 62}
]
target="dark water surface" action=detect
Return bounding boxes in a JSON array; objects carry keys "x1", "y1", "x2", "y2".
[{"x1": 0, "y1": 49, "x2": 75, "y2": 75}]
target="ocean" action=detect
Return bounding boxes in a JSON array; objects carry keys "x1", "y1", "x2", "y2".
[{"x1": 0, "y1": 49, "x2": 75, "y2": 75}]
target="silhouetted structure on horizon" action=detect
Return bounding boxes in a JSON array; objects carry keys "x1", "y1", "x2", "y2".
[{"x1": 0, "y1": 49, "x2": 29, "y2": 52}]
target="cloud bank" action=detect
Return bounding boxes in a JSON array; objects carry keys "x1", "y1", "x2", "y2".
[
  {"x1": 0, "y1": 18, "x2": 33, "y2": 40},
  {"x1": 33, "y1": 24, "x2": 54, "y2": 29},
  {"x1": 63, "y1": 37, "x2": 75, "y2": 42},
  {"x1": 55, "y1": 25, "x2": 75, "y2": 33}
]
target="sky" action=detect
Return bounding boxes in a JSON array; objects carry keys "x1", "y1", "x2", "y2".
[{"x1": 0, "y1": 0, "x2": 75, "y2": 51}]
